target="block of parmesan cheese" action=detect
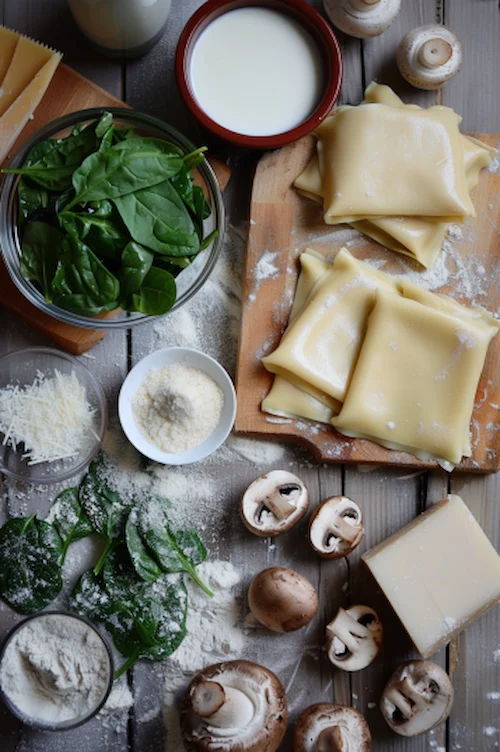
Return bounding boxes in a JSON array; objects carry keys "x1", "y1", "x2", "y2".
[
  {"x1": 363, "y1": 494, "x2": 500, "y2": 658},
  {"x1": 0, "y1": 50, "x2": 61, "y2": 164},
  {"x1": 0, "y1": 27, "x2": 19, "y2": 85}
]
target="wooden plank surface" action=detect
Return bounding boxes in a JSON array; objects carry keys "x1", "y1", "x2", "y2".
[{"x1": 0, "y1": 2, "x2": 499, "y2": 752}]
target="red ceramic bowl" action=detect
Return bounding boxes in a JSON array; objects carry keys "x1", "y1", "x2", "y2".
[{"x1": 176, "y1": 0, "x2": 343, "y2": 149}]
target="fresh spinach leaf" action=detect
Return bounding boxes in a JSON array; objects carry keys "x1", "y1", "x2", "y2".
[
  {"x1": 47, "y1": 488, "x2": 94, "y2": 564},
  {"x1": 95, "y1": 112, "x2": 113, "y2": 139},
  {"x1": 17, "y1": 178, "x2": 50, "y2": 226},
  {"x1": 113, "y1": 179, "x2": 200, "y2": 257},
  {"x1": 4, "y1": 128, "x2": 101, "y2": 191},
  {"x1": 125, "y1": 510, "x2": 162, "y2": 582},
  {"x1": 51, "y1": 234, "x2": 120, "y2": 315},
  {"x1": 20, "y1": 221, "x2": 63, "y2": 299},
  {"x1": 71, "y1": 569, "x2": 112, "y2": 623},
  {"x1": 58, "y1": 210, "x2": 127, "y2": 262},
  {"x1": 154, "y1": 255, "x2": 191, "y2": 278},
  {"x1": 112, "y1": 125, "x2": 135, "y2": 143},
  {"x1": 66, "y1": 138, "x2": 187, "y2": 209},
  {"x1": 138, "y1": 498, "x2": 212, "y2": 596},
  {"x1": 79, "y1": 454, "x2": 132, "y2": 574},
  {"x1": 119, "y1": 241, "x2": 154, "y2": 295},
  {"x1": 0, "y1": 515, "x2": 63, "y2": 614},
  {"x1": 128, "y1": 266, "x2": 176, "y2": 315},
  {"x1": 87, "y1": 199, "x2": 114, "y2": 218}
]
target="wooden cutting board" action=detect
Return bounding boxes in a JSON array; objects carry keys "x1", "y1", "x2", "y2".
[
  {"x1": 235, "y1": 132, "x2": 500, "y2": 472},
  {"x1": 1, "y1": 64, "x2": 230, "y2": 355}
]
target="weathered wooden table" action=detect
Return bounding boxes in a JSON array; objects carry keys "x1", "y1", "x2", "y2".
[{"x1": 1, "y1": 1, "x2": 499, "y2": 750}]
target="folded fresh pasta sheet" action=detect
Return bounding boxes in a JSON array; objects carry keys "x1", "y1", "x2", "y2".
[{"x1": 294, "y1": 83, "x2": 497, "y2": 268}]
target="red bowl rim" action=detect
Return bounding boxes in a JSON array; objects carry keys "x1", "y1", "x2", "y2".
[{"x1": 175, "y1": 0, "x2": 343, "y2": 149}]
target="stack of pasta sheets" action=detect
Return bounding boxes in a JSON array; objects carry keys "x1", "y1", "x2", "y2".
[
  {"x1": 262, "y1": 248, "x2": 499, "y2": 468},
  {"x1": 294, "y1": 84, "x2": 497, "y2": 269},
  {"x1": 0, "y1": 26, "x2": 62, "y2": 164}
]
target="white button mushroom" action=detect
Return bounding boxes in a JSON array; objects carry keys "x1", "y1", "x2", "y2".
[
  {"x1": 181, "y1": 660, "x2": 288, "y2": 751},
  {"x1": 397, "y1": 25, "x2": 462, "y2": 90},
  {"x1": 294, "y1": 703, "x2": 371, "y2": 751},
  {"x1": 323, "y1": 0, "x2": 401, "y2": 39},
  {"x1": 248, "y1": 566, "x2": 319, "y2": 633},
  {"x1": 380, "y1": 660, "x2": 454, "y2": 736},
  {"x1": 309, "y1": 496, "x2": 364, "y2": 559},
  {"x1": 326, "y1": 605, "x2": 383, "y2": 671},
  {"x1": 241, "y1": 470, "x2": 309, "y2": 537}
]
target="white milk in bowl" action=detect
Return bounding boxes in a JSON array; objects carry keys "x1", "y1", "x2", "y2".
[{"x1": 189, "y1": 7, "x2": 324, "y2": 137}]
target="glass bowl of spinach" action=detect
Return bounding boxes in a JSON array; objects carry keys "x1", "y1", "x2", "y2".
[{"x1": 0, "y1": 108, "x2": 225, "y2": 328}]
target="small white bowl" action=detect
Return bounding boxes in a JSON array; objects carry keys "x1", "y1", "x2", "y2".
[{"x1": 118, "y1": 347, "x2": 236, "y2": 465}]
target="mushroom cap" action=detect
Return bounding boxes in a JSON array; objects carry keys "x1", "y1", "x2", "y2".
[
  {"x1": 326, "y1": 605, "x2": 383, "y2": 672},
  {"x1": 241, "y1": 470, "x2": 309, "y2": 538},
  {"x1": 309, "y1": 496, "x2": 364, "y2": 559},
  {"x1": 248, "y1": 566, "x2": 319, "y2": 633},
  {"x1": 380, "y1": 660, "x2": 454, "y2": 737},
  {"x1": 181, "y1": 660, "x2": 288, "y2": 752},
  {"x1": 397, "y1": 25, "x2": 462, "y2": 90},
  {"x1": 324, "y1": 0, "x2": 401, "y2": 39},
  {"x1": 293, "y1": 703, "x2": 371, "y2": 751}
]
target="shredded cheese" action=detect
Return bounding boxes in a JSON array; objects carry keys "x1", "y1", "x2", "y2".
[{"x1": 0, "y1": 369, "x2": 98, "y2": 465}]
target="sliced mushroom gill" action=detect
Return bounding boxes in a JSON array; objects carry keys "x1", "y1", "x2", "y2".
[
  {"x1": 294, "y1": 703, "x2": 371, "y2": 752},
  {"x1": 241, "y1": 470, "x2": 309, "y2": 537},
  {"x1": 181, "y1": 660, "x2": 288, "y2": 751},
  {"x1": 380, "y1": 660, "x2": 454, "y2": 736},
  {"x1": 309, "y1": 496, "x2": 364, "y2": 558},
  {"x1": 326, "y1": 605, "x2": 383, "y2": 671}
]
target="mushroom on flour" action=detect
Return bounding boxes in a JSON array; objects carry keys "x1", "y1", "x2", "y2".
[{"x1": 181, "y1": 660, "x2": 287, "y2": 751}]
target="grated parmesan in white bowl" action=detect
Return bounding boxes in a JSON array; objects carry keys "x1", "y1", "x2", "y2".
[{"x1": 119, "y1": 347, "x2": 236, "y2": 465}]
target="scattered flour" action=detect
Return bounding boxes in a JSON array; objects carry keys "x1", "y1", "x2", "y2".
[
  {"x1": 226, "y1": 434, "x2": 286, "y2": 465},
  {"x1": 484, "y1": 726, "x2": 498, "y2": 736},
  {"x1": 253, "y1": 250, "x2": 279, "y2": 285},
  {"x1": 162, "y1": 560, "x2": 245, "y2": 752},
  {"x1": 487, "y1": 692, "x2": 500, "y2": 701},
  {"x1": 99, "y1": 677, "x2": 134, "y2": 731},
  {"x1": 488, "y1": 155, "x2": 500, "y2": 173}
]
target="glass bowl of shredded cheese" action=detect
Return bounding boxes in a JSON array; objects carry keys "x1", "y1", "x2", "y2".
[{"x1": 0, "y1": 347, "x2": 107, "y2": 484}]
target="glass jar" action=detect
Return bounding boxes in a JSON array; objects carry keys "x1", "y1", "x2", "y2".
[{"x1": 67, "y1": 0, "x2": 172, "y2": 58}]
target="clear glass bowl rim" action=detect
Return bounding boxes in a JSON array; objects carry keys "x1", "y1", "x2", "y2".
[
  {"x1": 0, "y1": 346, "x2": 108, "y2": 484},
  {"x1": 0, "y1": 610, "x2": 114, "y2": 730},
  {"x1": 0, "y1": 107, "x2": 225, "y2": 330}
]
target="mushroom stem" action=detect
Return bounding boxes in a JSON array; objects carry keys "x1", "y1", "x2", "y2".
[
  {"x1": 317, "y1": 725, "x2": 344, "y2": 751},
  {"x1": 191, "y1": 682, "x2": 255, "y2": 729},
  {"x1": 264, "y1": 485, "x2": 299, "y2": 520},
  {"x1": 418, "y1": 38, "x2": 453, "y2": 68},
  {"x1": 330, "y1": 514, "x2": 361, "y2": 544},
  {"x1": 327, "y1": 608, "x2": 367, "y2": 653}
]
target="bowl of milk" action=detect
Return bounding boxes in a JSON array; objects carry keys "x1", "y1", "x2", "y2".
[{"x1": 176, "y1": 0, "x2": 343, "y2": 149}]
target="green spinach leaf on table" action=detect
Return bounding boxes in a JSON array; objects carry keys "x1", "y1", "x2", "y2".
[
  {"x1": 47, "y1": 487, "x2": 94, "y2": 564},
  {"x1": 125, "y1": 509, "x2": 162, "y2": 582},
  {"x1": 128, "y1": 267, "x2": 176, "y2": 315},
  {"x1": 138, "y1": 497, "x2": 212, "y2": 596},
  {"x1": 113, "y1": 179, "x2": 200, "y2": 257},
  {"x1": 119, "y1": 241, "x2": 154, "y2": 295},
  {"x1": 51, "y1": 234, "x2": 120, "y2": 315},
  {"x1": 58, "y1": 210, "x2": 127, "y2": 262},
  {"x1": 20, "y1": 221, "x2": 63, "y2": 300},
  {"x1": 79, "y1": 454, "x2": 133, "y2": 574},
  {"x1": 0, "y1": 515, "x2": 63, "y2": 614},
  {"x1": 66, "y1": 138, "x2": 188, "y2": 209}
]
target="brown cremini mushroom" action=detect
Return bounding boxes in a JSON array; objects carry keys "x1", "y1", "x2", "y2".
[
  {"x1": 248, "y1": 566, "x2": 319, "y2": 633},
  {"x1": 241, "y1": 470, "x2": 309, "y2": 537},
  {"x1": 323, "y1": 0, "x2": 401, "y2": 39},
  {"x1": 309, "y1": 496, "x2": 364, "y2": 559},
  {"x1": 326, "y1": 605, "x2": 383, "y2": 672},
  {"x1": 380, "y1": 660, "x2": 454, "y2": 736},
  {"x1": 397, "y1": 25, "x2": 462, "y2": 90},
  {"x1": 294, "y1": 703, "x2": 371, "y2": 751},
  {"x1": 181, "y1": 660, "x2": 287, "y2": 751}
]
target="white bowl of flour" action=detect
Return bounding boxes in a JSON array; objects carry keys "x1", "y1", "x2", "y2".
[
  {"x1": 119, "y1": 347, "x2": 237, "y2": 465},
  {"x1": 0, "y1": 612, "x2": 113, "y2": 729}
]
